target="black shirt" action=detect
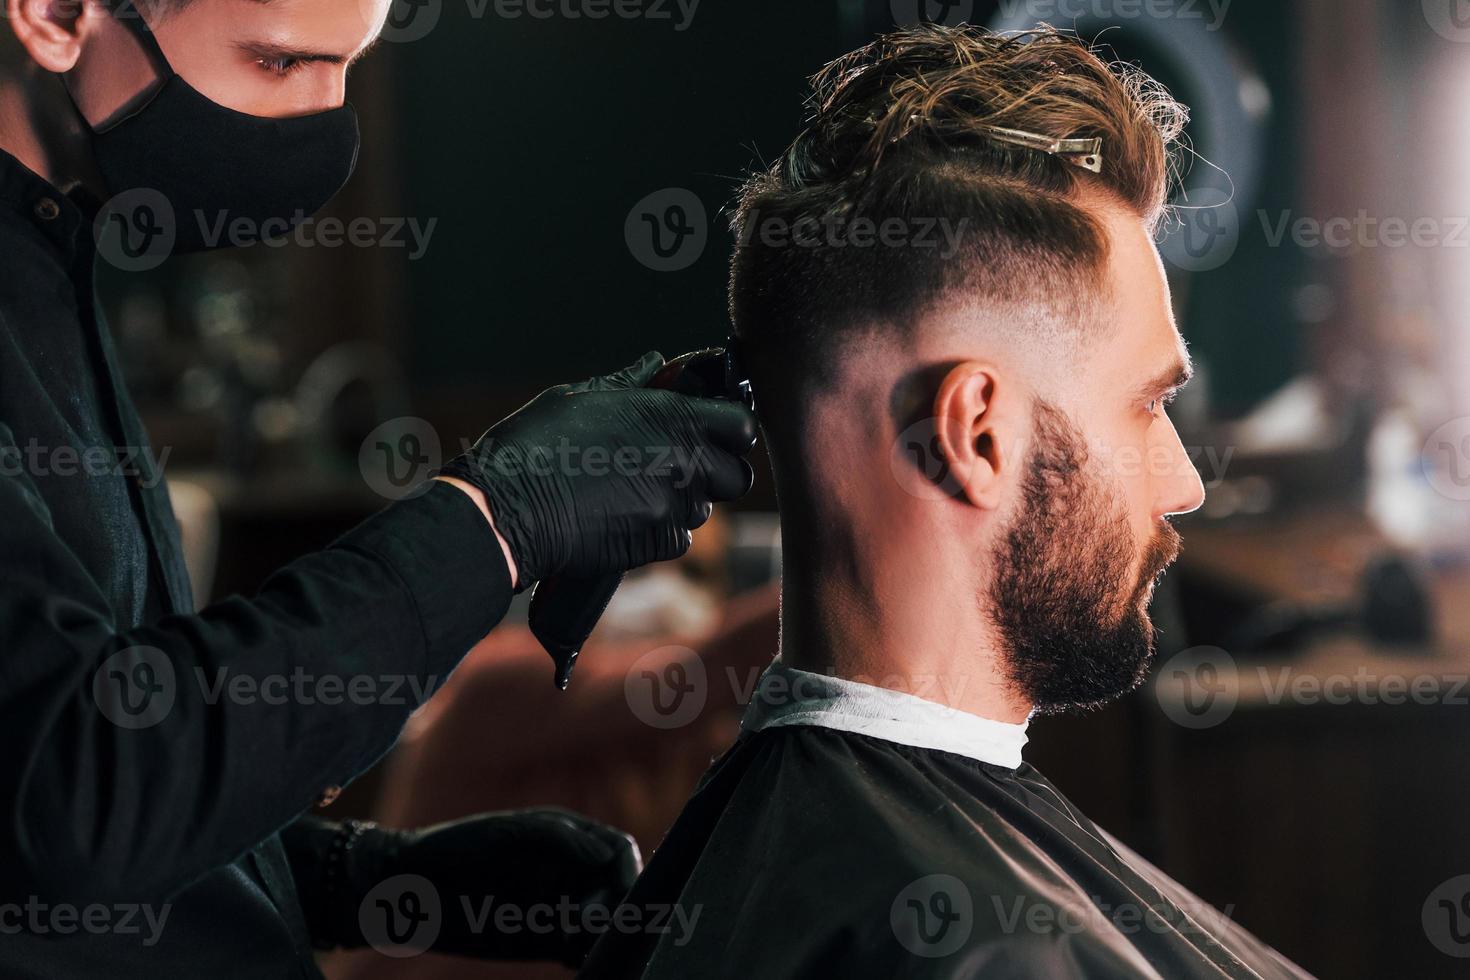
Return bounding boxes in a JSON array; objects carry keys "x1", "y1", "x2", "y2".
[{"x1": 0, "y1": 148, "x2": 512, "y2": 977}]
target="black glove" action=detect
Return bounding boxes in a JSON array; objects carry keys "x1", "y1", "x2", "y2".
[
  {"x1": 440, "y1": 351, "x2": 757, "y2": 590},
  {"x1": 290, "y1": 809, "x2": 642, "y2": 966}
]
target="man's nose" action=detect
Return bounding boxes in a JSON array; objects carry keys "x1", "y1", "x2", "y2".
[{"x1": 1154, "y1": 422, "x2": 1205, "y2": 518}]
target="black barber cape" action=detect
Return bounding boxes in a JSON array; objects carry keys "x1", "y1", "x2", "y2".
[
  {"x1": 0, "y1": 149, "x2": 511, "y2": 977},
  {"x1": 580, "y1": 663, "x2": 1313, "y2": 980}
]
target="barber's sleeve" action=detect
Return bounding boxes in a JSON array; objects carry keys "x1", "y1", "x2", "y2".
[{"x1": 0, "y1": 422, "x2": 512, "y2": 908}]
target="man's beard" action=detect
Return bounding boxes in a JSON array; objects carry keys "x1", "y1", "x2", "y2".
[{"x1": 988, "y1": 401, "x2": 1182, "y2": 715}]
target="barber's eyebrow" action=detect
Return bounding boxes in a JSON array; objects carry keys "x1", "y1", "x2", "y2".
[
  {"x1": 1135, "y1": 358, "x2": 1193, "y2": 400},
  {"x1": 236, "y1": 36, "x2": 383, "y2": 67}
]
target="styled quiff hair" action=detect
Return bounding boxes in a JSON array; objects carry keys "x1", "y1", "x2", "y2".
[{"x1": 728, "y1": 24, "x2": 1188, "y2": 404}]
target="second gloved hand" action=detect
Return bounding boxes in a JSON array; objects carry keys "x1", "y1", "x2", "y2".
[
  {"x1": 439, "y1": 351, "x2": 757, "y2": 590},
  {"x1": 332, "y1": 809, "x2": 642, "y2": 966}
]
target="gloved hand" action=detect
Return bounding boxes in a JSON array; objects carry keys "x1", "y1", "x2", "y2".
[
  {"x1": 332, "y1": 809, "x2": 642, "y2": 966},
  {"x1": 439, "y1": 351, "x2": 757, "y2": 590}
]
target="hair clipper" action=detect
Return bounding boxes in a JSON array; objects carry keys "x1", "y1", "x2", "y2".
[{"x1": 529, "y1": 346, "x2": 754, "y2": 689}]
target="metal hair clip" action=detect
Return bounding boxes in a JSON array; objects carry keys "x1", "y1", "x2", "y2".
[{"x1": 980, "y1": 125, "x2": 1104, "y2": 174}]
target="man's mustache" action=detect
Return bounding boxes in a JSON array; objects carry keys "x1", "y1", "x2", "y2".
[{"x1": 1137, "y1": 521, "x2": 1183, "y2": 596}]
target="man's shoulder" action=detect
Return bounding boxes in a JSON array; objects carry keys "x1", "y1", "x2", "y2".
[
  {"x1": 703, "y1": 726, "x2": 1050, "y2": 893},
  {"x1": 634, "y1": 729, "x2": 1166, "y2": 979}
]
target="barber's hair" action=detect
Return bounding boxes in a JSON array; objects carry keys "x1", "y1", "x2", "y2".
[{"x1": 728, "y1": 24, "x2": 1187, "y2": 406}]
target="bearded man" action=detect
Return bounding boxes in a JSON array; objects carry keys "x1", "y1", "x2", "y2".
[{"x1": 580, "y1": 24, "x2": 1311, "y2": 980}]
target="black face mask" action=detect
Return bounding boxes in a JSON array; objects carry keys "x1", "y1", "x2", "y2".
[{"x1": 75, "y1": 0, "x2": 360, "y2": 255}]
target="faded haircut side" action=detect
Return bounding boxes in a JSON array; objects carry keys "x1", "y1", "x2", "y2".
[{"x1": 728, "y1": 24, "x2": 1187, "y2": 433}]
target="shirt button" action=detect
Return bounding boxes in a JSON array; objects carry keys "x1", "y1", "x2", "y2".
[
  {"x1": 317, "y1": 785, "x2": 343, "y2": 808},
  {"x1": 33, "y1": 198, "x2": 61, "y2": 222}
]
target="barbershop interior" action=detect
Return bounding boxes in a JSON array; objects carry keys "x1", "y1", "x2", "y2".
[{"x1": 90, "y1": 0, "x2": 1470, "y2": 976}]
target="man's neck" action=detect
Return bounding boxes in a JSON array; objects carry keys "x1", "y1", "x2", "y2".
[{"x1": 775, "y1": 535, "x2": 1033, "y2": 726}]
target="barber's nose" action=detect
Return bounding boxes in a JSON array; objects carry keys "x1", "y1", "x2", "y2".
[
  {"x1": 312, "y1": 73, "x2": 349, "y2": 114},
  {"x1": 324, "y1": 73, "x2": 348, "y2": 110},
  {"x1": 1155, "y1": 423, "x2": 1205, "y2": 518}
]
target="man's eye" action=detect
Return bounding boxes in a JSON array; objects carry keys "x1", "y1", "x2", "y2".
[
  {"x1": 1146, "y1": 392, "x2": 1178, "y2": 418},
  {"x1": 256, "y1": 56, "x2": 308, "y2": 78}
]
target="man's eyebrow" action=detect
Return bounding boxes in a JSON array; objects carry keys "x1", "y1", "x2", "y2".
[{"x1": 1135, "y1": 358, "x2": 1194, "y2": 400}]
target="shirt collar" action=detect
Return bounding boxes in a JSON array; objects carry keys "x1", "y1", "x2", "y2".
[
  {"x1": 0, "y1": 146, "x2": 95, "y2": 264},
  {"x1": 741, "y1": 660, "x2": 1029, "y2": 769}
]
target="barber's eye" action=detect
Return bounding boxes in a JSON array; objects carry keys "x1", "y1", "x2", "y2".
[{"x1": 256, "y1": 56, "x2": 308, "y2": 78}]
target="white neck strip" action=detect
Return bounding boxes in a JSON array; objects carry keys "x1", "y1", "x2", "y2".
[{"x1": 740, "y1": 661, "x2": 1029, "y2": 769}]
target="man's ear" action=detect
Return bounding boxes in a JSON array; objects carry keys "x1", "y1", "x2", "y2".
[
  {"x1": 932, "y1": 361, "x2": 1017, "y2": 511},
  {"x1": 7, "y1": 0, "x2": 91, "y2": 73}
]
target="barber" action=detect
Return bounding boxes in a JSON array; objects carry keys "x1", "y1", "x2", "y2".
[{"x1": 0, "y1": 0, "x2": 756, "y2": 975}]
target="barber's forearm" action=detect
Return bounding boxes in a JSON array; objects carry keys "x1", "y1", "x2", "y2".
[
  {"x1": 435, "y1": 475, "x2": 519, "y2": 589},
  {"x1": 1, "y1": 480, "x2": 513, "y2": 907}
]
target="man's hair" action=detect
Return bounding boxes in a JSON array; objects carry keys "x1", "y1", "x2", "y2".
[{"x1": 728, "y1": 24, "x2": 1187, "y2": 409}]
